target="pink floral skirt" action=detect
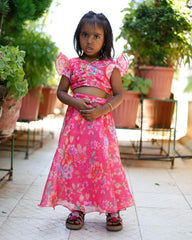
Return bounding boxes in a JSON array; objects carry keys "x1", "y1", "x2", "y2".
[{"x1": 39, "y1": 93, "x2": 134, "y2": 213}]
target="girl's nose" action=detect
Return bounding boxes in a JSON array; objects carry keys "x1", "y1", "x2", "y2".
[{"x1": 87, "y1": 36, "x2": 92, "y2": 43}]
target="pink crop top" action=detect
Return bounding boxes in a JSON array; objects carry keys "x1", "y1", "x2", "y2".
[{"x1": 55, "y1": 53, "x2": 129, "y2": 94}]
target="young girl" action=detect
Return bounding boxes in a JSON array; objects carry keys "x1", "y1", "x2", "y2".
[{"x1": 39, "y1": 11, "x2": 134, "y2": 231}]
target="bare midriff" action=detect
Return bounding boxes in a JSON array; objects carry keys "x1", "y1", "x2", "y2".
[{"x1": 73, "y1": 86, "x2": 109, "y2": 99}]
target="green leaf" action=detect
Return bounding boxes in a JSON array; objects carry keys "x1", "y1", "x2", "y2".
[
  {"x1": 0, "y1": 45, "x2": 28, "y2": 100},
  {"x1": 155, "y1": 183, "x2": 160, "y2": 186},
  {"x1": 117, "y1": 0, "x2": 192, "y2": 68}
]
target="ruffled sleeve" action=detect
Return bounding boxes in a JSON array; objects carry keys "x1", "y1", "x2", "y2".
[
  {"x1": 106, "y1": 53, "x2": 129, "y2": 79},
  {"x1": 55, "y1": 52, "x2": 71, "y2": 78}
]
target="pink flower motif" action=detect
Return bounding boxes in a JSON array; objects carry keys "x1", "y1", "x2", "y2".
[
  {"x1": 63, "y1": 165, "x2": 73, "y2": 179},
  {"x1": 55, "y1": 53, "x2": 71, "y2": 77},
  {"x1": 116, "y1": 53, "x2": 129, "y2": 76},
  {"x1": 88, "y1": 162, "x2": 103, "y2": 182},
  {"x1": 106, "y1": 53, "x2": 129, "y2": 78}
]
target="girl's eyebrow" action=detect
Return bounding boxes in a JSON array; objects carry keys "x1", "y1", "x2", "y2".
[{"x1": 81, "y1": 31, "x2": 103, "y2": 36}]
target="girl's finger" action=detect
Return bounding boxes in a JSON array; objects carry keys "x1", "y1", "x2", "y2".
[
  {"x1": 84, "y1": 99, "x2": 91, "y2": 104},
  {"x1": 90, "y1": 102, "x2": 99, "y2": 108}
]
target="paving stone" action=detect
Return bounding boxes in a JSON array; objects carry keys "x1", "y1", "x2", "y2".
[
  {"x1": 0, "y1": 217, "x2": 70, "y2": 240},
  {"x1": 1, "y1": 118, "x2": 192, "y2": 240}
]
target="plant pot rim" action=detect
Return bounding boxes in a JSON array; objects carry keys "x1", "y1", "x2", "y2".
[
  {"x1": 123, "y1": 90, "x2": 141, "y2": 97},
  {"x1": 138, "y1": 66, "x2": 175, "y2": 71},
  {"x1": 124, "y1": 90, "x2": 140, "y2": 94},
  {"x1": 42, "y1": 85, "x2": 57, "y2": 89}
]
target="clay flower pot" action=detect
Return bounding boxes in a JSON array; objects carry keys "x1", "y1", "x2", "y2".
[
  {"x1": 0, "y1": 97, "x2": 22, "y2": 137},
  {"x1": 18, "y1": 86, "x2": 42, "y2": 121},
  {"x1": 38, "y1": 86, "x2": 57, "y2": 117},
  {"x1": 139, "y1": 66, "x2": 175, "y2": 99},
  {"x1": 143, "y1": 99, "x2": 175, "y2": 128},
  {"x1": 112, "y1": 91, "x2": 140, "y2": 128}
]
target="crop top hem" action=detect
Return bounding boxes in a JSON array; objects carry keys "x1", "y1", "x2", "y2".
[{"x1": 55, "y1": 53, "x2": 129, "y2": 94}]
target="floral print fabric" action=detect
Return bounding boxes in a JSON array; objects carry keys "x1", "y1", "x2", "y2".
[
  {"x1": 55, "y1": 53, "x2": 129, "y2": 94},
  {"x1": 40, "y1": 54, "x2": 134, "y2": 213},
  {"x1": 39, "y1": 93, "x2": 134, "y2": 213}
]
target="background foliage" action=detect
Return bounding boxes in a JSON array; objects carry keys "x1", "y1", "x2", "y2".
[
  {"x1": 0, "y1": 45, "x2": 28, "y2": 100},
  {"x1": 118, "y1": 0, "x2": 192, "y2": 69},
  {"x1": 13, "y1": 28, "x2": 59, "y2": 89},
  {"x1": 0, "y1": 0, "x2": 59, "y2": 90},
  {"x1": 122, "y1": 73, "x2": 152, "y2": 94},
  {"x1": 0, "y1": 0, "x2": 53, "y2": 41}
]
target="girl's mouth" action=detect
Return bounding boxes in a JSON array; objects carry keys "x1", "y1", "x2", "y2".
[{"x1": 86, "y1": 47, "x2": 93, "y2": 52}]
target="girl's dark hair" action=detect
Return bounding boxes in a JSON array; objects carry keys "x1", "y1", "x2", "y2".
[{"x1": 73, "y1": 11, "x2": 115, "y2": 59}]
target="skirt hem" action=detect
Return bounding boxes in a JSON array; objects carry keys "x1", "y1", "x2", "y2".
[{"x1": 38, "y1": 202, "x2": 134, "y2": 214}]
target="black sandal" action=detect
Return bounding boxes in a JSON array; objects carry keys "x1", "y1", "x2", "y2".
[
  {"x1": 66, "y1": 211, "x2": 85, "y2": 230},
  {"x1": 106, "y1": 213, "x2": 123, "y2": 231}
]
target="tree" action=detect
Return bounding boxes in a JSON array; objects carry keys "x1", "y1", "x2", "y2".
[
  {"x1": 0, "y1": 0, "x2": 53, "y2": 43},
  {"x1": 0, "y1": 0, "x2": 59, "y2": 89}
]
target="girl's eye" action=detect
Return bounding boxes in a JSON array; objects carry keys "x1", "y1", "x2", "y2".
[
  {"x1": 81, "y1": 33, "x2": 88, "y2": 38},
  {"x1": 94, "y1": 35, "x2": 100, "y2": 39}
]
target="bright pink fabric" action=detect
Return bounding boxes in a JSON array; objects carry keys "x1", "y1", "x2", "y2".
[
  {"x1": 55, "y1": 53, "x2": 129, "y2": 94},
  {"x1": 40, "y1": 55, "x2": 134, "y2": 213},
  {"x1": 39, "y1": 93, "x2": 134, "y2": 213}
]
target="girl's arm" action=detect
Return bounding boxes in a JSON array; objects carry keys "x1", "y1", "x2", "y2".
[
  {"x1": 107, "y1": 67, "x2": 124, "y2": 109},
  {"x1": 57, "y1": 75, "x2": 92, "y2": 111},
  {"x1": 80, "y1": 68, "x2": 123, "y2": 121}
]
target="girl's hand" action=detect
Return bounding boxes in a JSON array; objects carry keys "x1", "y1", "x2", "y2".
[
  {"x1": 74, "y1": 99, "x2": 93, "y2": 112},
  {"x1": 80, "y1": 102, "x2": 103, "y2": 121}
]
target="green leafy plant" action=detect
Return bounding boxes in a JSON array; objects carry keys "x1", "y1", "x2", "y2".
[
  {"x1": 13, "y1": 28, "x2": 59, "y2": 89},
  {"x1": 122, "y1": 73, "x2": 152, "y2": 95},
  {"x1": 117, "y1": 0, "x2": 192, "y2": 69},
  {"x1": 0, "y1": 0, "x2": 9, "y2": 40},
  {"x1": 0, "y1": 0, "x2": 53, "y2": 43},
  {"x1": 0, "y1": 0, "x2": 58, "y2": 90},
  {"x1": 0, "y1": 45, "x2": 28, "y2": 100}
]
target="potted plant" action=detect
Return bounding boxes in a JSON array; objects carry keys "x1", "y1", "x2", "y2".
[
  {"x1": 0, "y1": 0, "x2": 56, "y2": 122},
  {"x1": 117, "y1": 0, "x2": 192, "y2": 99},
  {"x1": 112, "y1": 73, "x2": 152, "y2": 128},
  {"x1": 38, "y1": 68, "x2": 59, "y2": 118},
  {"x1": 142, "y1": 94, "x2": 176, "y2": 128},
  {"x1": 14, "y1": 29, "x2": 59, "y2": 121},
  {"x1": 38, "y1": 86, "x2": 58, "y2": 118},
  {"x1": 0, "y1": 45, "x2": 28, "y2": 136}
]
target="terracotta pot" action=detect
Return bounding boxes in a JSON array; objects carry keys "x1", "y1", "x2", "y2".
[
  {"x1": 139, "y1": 66, "x2": 175, "y2": 99},
  {"x1": 18, "y1": 86, "x2": 42, "y2": 121},
  {"x1": 38, "y1": 86, "x2": 57, "y2": 117},
  {"x1": 143, "y1": 99, "x2": 175, "y2": 128},
  {"x1": 112, "y1": 91, "x2": 140, "y2": 128},
  {"x1": 0, "y1": 97, "x2": 22, "y2": 137},
  {"x1": 55, "y1": 98, "x2": 63, "y2": 109}
]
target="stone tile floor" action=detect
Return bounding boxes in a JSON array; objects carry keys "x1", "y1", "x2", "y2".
[{"x1": 0, "y1": 116, "x2": 192, "y2": 240}]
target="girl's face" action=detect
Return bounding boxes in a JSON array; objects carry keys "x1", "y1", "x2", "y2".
[{"x1": 80, "y1": 23, "x2": 104, "y2": 59}]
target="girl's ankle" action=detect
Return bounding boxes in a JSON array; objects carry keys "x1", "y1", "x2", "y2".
[
  {"x1": 71, "y1": 210, "x2": 84, "y2": 216},
  {"x1": 110, "y1": 213, "x2": 119, "y2": 218}
]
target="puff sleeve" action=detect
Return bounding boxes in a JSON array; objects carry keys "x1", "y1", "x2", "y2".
[
  {"x1": 55, "y1": 52, "x2": 71, "y2": 78},
  {"x1": 106, "y1": 53, "x2": 129, "y2": 79}
]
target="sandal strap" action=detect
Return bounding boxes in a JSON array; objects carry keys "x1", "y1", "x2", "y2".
[
  {"x1": 67, "y1": 211, "x2": 84, "y2": 224},
  {"x1": 107, "y1": 213, "x2": 122, "y2": 226},
  {"x1": 66, "y1": 211, "x2": 85, "y2": 230}
]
